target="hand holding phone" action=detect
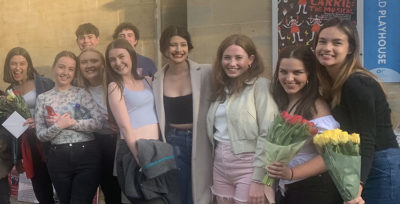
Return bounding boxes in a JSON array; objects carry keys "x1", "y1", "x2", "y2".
[{"x1": 45, "y1": 105, "x2": 57, "y2": 116}]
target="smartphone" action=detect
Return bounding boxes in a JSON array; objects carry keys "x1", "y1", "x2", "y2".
[{"x1": 45, "y1": 105, "x2": 57, "y2": 116}]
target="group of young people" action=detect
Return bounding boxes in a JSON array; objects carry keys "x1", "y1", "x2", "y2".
[{"x1": 0, "y1": 17, "x2": 398, "y2": 204}]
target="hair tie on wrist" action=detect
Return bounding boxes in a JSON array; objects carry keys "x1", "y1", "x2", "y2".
[{"x1": 290, "y1": 168, "x2": 294, "y2": 180}]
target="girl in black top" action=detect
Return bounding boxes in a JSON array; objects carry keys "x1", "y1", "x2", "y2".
[
  {"x1": 3, "y1": 47, "x2": 55, "y2": 204},
  {"x1": 314, "y1": 17, "x2": 400, "y2": 204}
]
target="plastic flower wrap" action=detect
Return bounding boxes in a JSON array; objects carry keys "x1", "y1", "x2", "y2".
[
  {"x1": 0, "y1": 89, "x2": 32, "y2": 119},
  {"x1": 313, "y1": 129, "x2": 361, "y2": 201},
  {"x1": 262, "y1": 111, "x2": 318, "y2": 186}
]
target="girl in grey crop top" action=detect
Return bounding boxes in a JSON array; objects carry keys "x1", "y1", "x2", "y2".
[{"x1": 123, "y1": 79, "x2": 158, "y2": 129}]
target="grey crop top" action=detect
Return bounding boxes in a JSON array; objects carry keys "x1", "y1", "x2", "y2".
[{"x1": 123, "y1": 79, "x2": 158, "y2": 129}]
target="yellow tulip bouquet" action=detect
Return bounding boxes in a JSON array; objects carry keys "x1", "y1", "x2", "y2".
[
  {"x1": 313, "y1": 129, "x2": 361, "y2": 201},
  {"x1": 0, "y1": 89, "x2": 32, "y2": 119},
  {"x1": 262, "y1": 111, "x2": 318, "y2": 186}
]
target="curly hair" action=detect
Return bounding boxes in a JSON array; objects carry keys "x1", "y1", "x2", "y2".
[
  {"x1": 159, "y1": 25, "x2": 193, "y2": 58},
  {"x1": 112, "y1": 22, "x2": 140, "y2": 41}
]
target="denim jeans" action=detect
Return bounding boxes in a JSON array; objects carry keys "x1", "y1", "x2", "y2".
[
  {"x1": 46, "y1": 140, "x2": 101, "y2": 204},
  {"x1": 362, "y1": 148, "x2": 400, "y2": 204},
  {"x1": 165, "y1": 127, "x2": 193, "y2": 204}
]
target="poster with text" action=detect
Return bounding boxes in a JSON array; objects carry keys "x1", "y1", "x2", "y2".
[
  {"x1": 272, "y1": 0, "x2": 362, "y2": 71},
  {"x1": 364, "y1": 0, "x2": 400, "y2": 82}
]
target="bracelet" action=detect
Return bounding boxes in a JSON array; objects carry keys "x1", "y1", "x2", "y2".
[{"x1": 290, "y1": 168, "x2": 294, "y2": 180}]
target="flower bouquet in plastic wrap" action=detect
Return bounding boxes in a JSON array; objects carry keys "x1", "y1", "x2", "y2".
[
  {"x1": 262, "y1": 111, "x2": 318, "y2": 186},
  {"x1": 0, "y1": 89, "x2": 31, "y2": 119},
  {"x1": 0, "y1": 89, "x2": 33, "y2": 163},
  {"x1": 313, "y1": 129, "x2": 361, "y2": 201}
]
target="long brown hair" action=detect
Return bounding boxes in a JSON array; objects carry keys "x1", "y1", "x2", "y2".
[
  {"x1": 105, "y1": 39, "x2": 141, "y2": 124},
  {"x1": 3, "y1": 47, "x2": 38, "y2": 84},
  {"x1": 105, "y1": 38, "x2": 141, "y2": 98},
  {"x1": 270, "y1": 46, "x2": 319, "y2": 120},
  {"x1": 313, "y1": 18, "x2": 383, "y2": 107},
  {"x1": 211, "y1": 34, "x2": 264, "y2": 101}
]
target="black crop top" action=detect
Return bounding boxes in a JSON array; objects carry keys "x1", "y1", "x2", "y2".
[{"x1": 164, "y1": 94, "x2": 193, "y2": 124}]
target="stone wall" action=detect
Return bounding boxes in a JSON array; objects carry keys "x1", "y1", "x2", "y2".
[
  {"x1": 386, "y1": 84, "x2": 400, "y2": 130},
  {"x1": 187, "y1": 0, "x2": 273, "y2": 78},
  {"x1": 0, "y1": 0, "x2": 158, "y2": 89}
]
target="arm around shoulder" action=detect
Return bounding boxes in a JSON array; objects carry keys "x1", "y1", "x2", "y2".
[{"x1": 313, "y1": 98, "x2": 331, "y2": 119}]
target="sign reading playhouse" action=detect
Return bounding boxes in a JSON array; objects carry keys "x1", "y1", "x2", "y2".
[{"x1": 364, "y1": 0, "x2": 400, "y2": 82}]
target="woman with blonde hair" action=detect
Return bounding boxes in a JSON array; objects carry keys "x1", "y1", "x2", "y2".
[
  {"x1": 76, "y1": 48, "x2": 121, "y2": 203},
  {"x1": 207, "y1": 34, "x2": 278, "y2": 204},
  {"x1": 314, "y1": 17, "x2": 400, "y2": 204}
]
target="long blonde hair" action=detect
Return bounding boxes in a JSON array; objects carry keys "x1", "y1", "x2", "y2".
[
  {"x1": 76, "y1": 48, "x2": 106, "y2": 89},
  {"x1": 314, "y1": 18, "x2": 384, "y2": 107}
]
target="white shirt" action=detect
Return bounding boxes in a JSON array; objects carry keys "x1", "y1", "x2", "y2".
[{"x1": 213, "y1": 99, "x2": 230, "y2": 143}]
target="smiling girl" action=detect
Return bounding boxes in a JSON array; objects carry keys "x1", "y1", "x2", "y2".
[
  {"x1": 267, "y1": 46, "x2": 342, "y2": 204},
  {"x1": 207, "y1": 34, "x2": 278, "y2": 204},
  {"x1": 35, "y1": 51, "x2": 104, "y2": 204},
  {"x1": 76, "y1": 48, "x2": 121, "y2": 203},
  {"x1": 314, "y1": 18, "x2": 400, "y2": 204},
  {"x1": 3, "y1": 47, "x2": 55, "y2": 204},
  {"x1": 105, "y1": 39, "x2": 174, "y2": 203},
  {"x1": 153, "y1": 26, "x2": 213, "y2": 204}
]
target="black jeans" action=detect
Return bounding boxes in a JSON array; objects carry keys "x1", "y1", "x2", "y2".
[
  {"x1": 31, "y1": 161, "x2": 55, "y2": 204},
  {"x1": 278, "y1": 172, "x2": 342, "y2": 204},
  {"x1": 46, "y1": 140, "x2": 101, "y2": 204},
  {"x1": 0, "y1": 177, "x2": 10, "y2": 204},
  {"x1": 94, "y1": 133, "x2": 121, "y2": 204}
]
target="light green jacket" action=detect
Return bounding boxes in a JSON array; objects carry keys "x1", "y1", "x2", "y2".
[{"x1": 207, "y1": 77, "x2": 278, "y2": 182}]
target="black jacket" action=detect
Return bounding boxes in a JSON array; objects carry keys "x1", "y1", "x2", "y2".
[{"x1": 116, "y1": 139, "x2": 180, "y2": 204}]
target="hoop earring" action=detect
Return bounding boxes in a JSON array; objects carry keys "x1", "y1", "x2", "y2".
[{"x1": 248, "y1": 64, "x2": 252, "y2": 69}]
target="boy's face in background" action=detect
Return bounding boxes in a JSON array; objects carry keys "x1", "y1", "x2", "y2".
[
  {"x1": 118, "y1": 29, "x2": 138, "y2": 48},
  {"x1": 76, "y1": 33, "x2": 100, "y2": 50}
]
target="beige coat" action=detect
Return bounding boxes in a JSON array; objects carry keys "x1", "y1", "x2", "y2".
[
  {"x1": 207, "y1": 77, "x2": 278, "y2": 182},
  {"x1": 153, "y1": 59, "x2": 213, "y2": 204}
]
